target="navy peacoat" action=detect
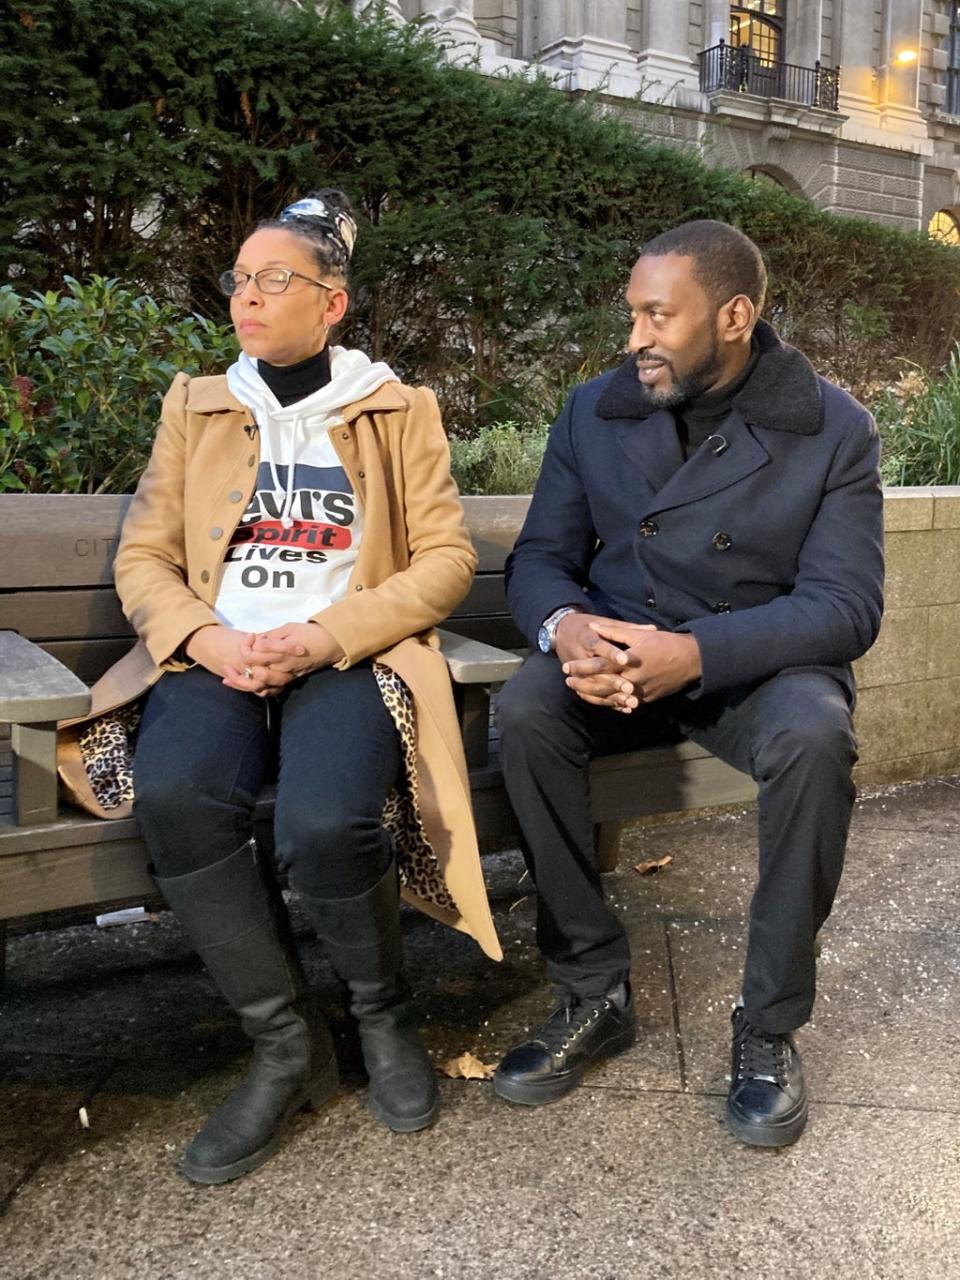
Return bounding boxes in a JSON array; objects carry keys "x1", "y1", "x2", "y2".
[{"x1": 505, "y1": 319, "x2": 884, "y2": 703}]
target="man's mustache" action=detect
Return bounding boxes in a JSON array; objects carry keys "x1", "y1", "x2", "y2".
[{"x1": 635, "y1": 350, "x2": 675, "y2": 371}]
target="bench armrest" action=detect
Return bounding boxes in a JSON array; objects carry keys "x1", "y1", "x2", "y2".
[
  {"x1": 0, "y1": 631, "x2": 90, "y2": 828},
  {"x1": 436, "y1": 628, "x2": 523, "y2": 685},
  {"x1": 436, "y1": 629, "x2": 522, "y2": 770},
  {"x1": 0, "y1": 630, "x2": 91, "y2": 723}
]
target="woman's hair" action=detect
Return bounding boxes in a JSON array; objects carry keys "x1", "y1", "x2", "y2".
[{"x1": 257, "y1": 188, "x2": 358, "y2": 285}]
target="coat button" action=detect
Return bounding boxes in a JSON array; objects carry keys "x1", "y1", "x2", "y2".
[
  {"x1": 713, "y1": 601, "x2": 732, "y2": 613},
  {"x1": 355, "y1": 584, "x2": 363, "y2": 592},
  {"x1": 247, "y1": 455, "x2": 256, "y2": 467},
  {"x1": 341, "y1": 431, "x2": 350, "y2": 440},
  {"x1": 229, "y1": 490, "x2": 243, "y2": 503},
  {"x1": 357, "y1": 470, "x2": 365, "y2": 479},
  {"x1": 645, "y1": 594, "x2": 656, "y2": 608},
  {"x1": 209, "y1": 527, "x2": 222, "y2": 539},
  {"x1": 712, "y1": 532, "x2": 732, "y2": 551},
  {"x1": 201, "y1": 570, "x2": 210, "y2": 583},
  {"x1": 638, "y1": 519, "x2": 659, "y2": 538}
]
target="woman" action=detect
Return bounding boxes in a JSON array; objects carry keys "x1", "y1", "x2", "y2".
[{"x1": 62, "y1": 190, "x2": 501, "y2": 1184}]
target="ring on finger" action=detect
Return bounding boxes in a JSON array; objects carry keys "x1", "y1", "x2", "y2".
[{"x1": 243, "y1": 666, "x2": 254, "y2": 680}]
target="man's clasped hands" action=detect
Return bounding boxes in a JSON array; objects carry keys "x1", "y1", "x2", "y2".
[{"x1": 555, "y1": 612, "x2": 703, "y2": 712}]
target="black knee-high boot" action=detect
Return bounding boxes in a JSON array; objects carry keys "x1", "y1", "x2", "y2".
[
  {"x1": 296, "y1": 861, "x2": 438, "y2": 1133},
  {"x1": 154, "y1": 840, "x2": 339, "y2": 1184}
]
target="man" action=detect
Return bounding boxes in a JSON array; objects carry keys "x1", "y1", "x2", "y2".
[{"x1": 494, "y1": 220, "x2": 883, "y2": 1147}]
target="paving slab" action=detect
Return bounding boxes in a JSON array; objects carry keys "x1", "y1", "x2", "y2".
[
  {"x1": 830, "y1": 824, "x2": 960, "y2": 935},
  {"x1": 0, "y1": 1053, "x2": 109, "y2": 1208},
  {"x1": 1, "y1": 774, "x2": 959, "y2": 1279},
  {"x1": 617, "y1": 813, "x2": 757, "y2": 921},
  {"x1": 671, "y1": 921, "x2": 960, "y2": 1109},
  {"x1": 853, "y1": 775, "x2": 960, "y2": 833},
  {"x1": 2, "y1": 1084, "x2": 957, "y2": 1280}
]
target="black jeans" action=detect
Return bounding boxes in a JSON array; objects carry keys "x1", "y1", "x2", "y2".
[
  {"x1": 496, "y1": 652, "x2": 858, "y2": 1033},
  {"x1": 133, "y1": 664, "x2": 402, "y2": 899}
]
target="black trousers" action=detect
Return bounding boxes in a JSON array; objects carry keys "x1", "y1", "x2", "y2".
[
  {"x1": 497, "y1": 652, "x2": 858, "y2": 1033},
  {"x1": 133, "y1": 664, "x2": 402, "y2": 899}
]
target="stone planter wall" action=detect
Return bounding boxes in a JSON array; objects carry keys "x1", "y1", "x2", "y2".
[{"x1": 852, "y1": 486, "x2": 960, "y2": 785}]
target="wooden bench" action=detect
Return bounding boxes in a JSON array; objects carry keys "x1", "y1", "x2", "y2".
[{"x1": 0, "y1": 493, "x2": 757, "y2": 976}]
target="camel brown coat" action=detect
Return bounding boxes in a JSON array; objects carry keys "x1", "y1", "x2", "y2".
[{"x1": 59, "y1": 371, "x2": 502, "y2": 961}]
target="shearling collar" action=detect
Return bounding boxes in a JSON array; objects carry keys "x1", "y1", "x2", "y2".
[{"x1": 594, "y1": 319, "x2": 823, "y2": 435}]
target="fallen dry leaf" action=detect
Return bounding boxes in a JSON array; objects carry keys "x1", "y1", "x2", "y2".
[
  {"x1": 440, "y1": 1052, "x2": 495, "y2": 1081},
  {"x1": 633, "y1": 854, "x2": 673, "y2": 875}
]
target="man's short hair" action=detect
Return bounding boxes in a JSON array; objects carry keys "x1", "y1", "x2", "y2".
[{"x1": 640, "y1": 220, "x2": 767, "y2": 313}]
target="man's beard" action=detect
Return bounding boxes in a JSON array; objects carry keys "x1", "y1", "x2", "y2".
[{"x1": 634, "y1": 334, "x2": 724, "y2": 410}]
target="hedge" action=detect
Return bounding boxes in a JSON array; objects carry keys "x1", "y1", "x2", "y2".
[{"x1": 3, "y1": 0, "x2": 960, "y2": 455}]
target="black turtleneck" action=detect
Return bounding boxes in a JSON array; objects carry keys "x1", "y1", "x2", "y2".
[
  {"x1": 257, "y1": 347, "x2": 332, "y2": 407},
  {"x1": 674, "y1": 339, "x2": 760, "y2": 460}
]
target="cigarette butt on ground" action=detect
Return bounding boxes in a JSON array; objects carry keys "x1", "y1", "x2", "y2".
[{"x1": 95, "y1": 906, "x2": 152, "y2": 928}]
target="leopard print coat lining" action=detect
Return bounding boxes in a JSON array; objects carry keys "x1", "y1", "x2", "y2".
[{"x1": 77, "y1": 664, "x2": 456, "y2": 915}]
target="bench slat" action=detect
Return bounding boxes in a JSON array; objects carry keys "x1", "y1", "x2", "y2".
[
  {"x1": 0, "y1": 494, "x2": 129, "y2": 589},
  {"x1": 447, "y1": 574, "x2": 508, "y2": 618},
  {"x1": 0, "y1": 588, "x2": 133, "y2": 641}
]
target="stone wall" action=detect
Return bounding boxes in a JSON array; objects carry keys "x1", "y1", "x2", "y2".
[
  {"x1": 853, "y1": 486, "x2": 960, "y2": 785},
  {"x1": 827, "y1": 140, "x2": 925, "y2": 227}
]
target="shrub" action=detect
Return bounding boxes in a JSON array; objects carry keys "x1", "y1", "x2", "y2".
[
  {"x1": 0, "y1": 277, "x2": 236, "y2": 492},
  {"x1": 872, "y1": 357, "x2": 960, "y2": 487},
  {"x1": 448, "y1": 422, "x2": 550, "y2": 495},
  {"x1": 5, "y1": 0, "x2": 960, "y2": 444}
]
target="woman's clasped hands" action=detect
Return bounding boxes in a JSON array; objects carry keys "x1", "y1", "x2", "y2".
[{"x1": 186, "y1": 622, "x2": 345, "y2": 696}]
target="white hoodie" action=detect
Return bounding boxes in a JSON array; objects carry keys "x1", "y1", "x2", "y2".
[{"x1": 216, "y1": 346, "x2": 397, "y2": 633}]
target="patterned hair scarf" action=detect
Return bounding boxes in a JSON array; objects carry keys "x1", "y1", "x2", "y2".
[{"x1": 279, "y1": 196, "x2": 357, "y2": 262}]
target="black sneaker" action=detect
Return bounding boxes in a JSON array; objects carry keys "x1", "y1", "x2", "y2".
[
  {"x1": 726, "y1": 1006, "x2": 808, "y2": 1147},
  {"x1": 493, "y1": 984, "x2": 637, "y2": 1106}
]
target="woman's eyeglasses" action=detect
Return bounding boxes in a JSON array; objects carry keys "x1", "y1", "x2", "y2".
[{"x1": 218, "y1": 268, "x2": 335, "y2": 297}]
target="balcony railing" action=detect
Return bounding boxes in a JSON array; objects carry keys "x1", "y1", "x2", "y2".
[{"x1": 699, "y1": 41, "x2": 840, "y2": 111}]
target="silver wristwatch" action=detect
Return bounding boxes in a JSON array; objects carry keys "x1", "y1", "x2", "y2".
[{"x1": 538, "y1": 606, "x2": 579, "y2": 654}]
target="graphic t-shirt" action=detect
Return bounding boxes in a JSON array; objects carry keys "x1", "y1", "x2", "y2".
[
  {"x1": 215, "y1": 346, "x2": 397, "y2": 633},
  {"x1": 214, "y1": 444, "x2": 362, "y2": 633}
]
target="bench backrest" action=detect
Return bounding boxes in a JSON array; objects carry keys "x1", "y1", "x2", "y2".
[{"x1": 0, "y1": 493, "x2": 529, "y2": 685}]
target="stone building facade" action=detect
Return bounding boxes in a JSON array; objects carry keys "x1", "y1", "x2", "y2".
[{"x1": 351, "y1": 1, "x2": 960, "y2": 240}]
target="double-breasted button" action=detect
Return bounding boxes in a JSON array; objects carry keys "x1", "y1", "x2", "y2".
[
  {"x1": 229, "y1": 490, "x2": 243, "y2": 503},
  {"x1": 357, "y1": 470, "x2": 365, "y2": 479},
  {"x1": 638, "y1": 519, "x2": 659, "y2": 538},
  {"x1": 341, "y1": 431, "x2": 350, "y2": 440},
  {"x1": 713, "y1": 600, "x2": 732, "y2": 614},
  {"x1": 209, "y1": 527, "x2": 223, "y2": 540},
  {"x1": 645, "y1": 594, "x2": 657, "y2": 608},
  {"x1": 711, "y1": 532, "x2": 732, "y2": 552},
  {"x1": 200, "y1": 570, "x2": 210, "y2": 584},
  {"x1": 355, "y1": 584, "x2": 363, "y2": 592},
  {"x1": 247, "y1": 454, "x2": 256, "y2": 467}
]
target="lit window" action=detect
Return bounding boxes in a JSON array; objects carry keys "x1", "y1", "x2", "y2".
[
  {"x1": 730, "y1": 2, "x2": 785, "y2": 67},
  {"x1": 929, "y1": 210, "x2": 960, "y2": 244}
]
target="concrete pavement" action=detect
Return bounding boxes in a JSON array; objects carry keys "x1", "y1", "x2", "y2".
[{"x1": 2, "y1": 776, "x2": 958, "y2": 1279}]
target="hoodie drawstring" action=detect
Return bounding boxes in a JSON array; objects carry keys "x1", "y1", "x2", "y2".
[{"x1": 281, "y1": 417, "x2": 300, "y2": 529}]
